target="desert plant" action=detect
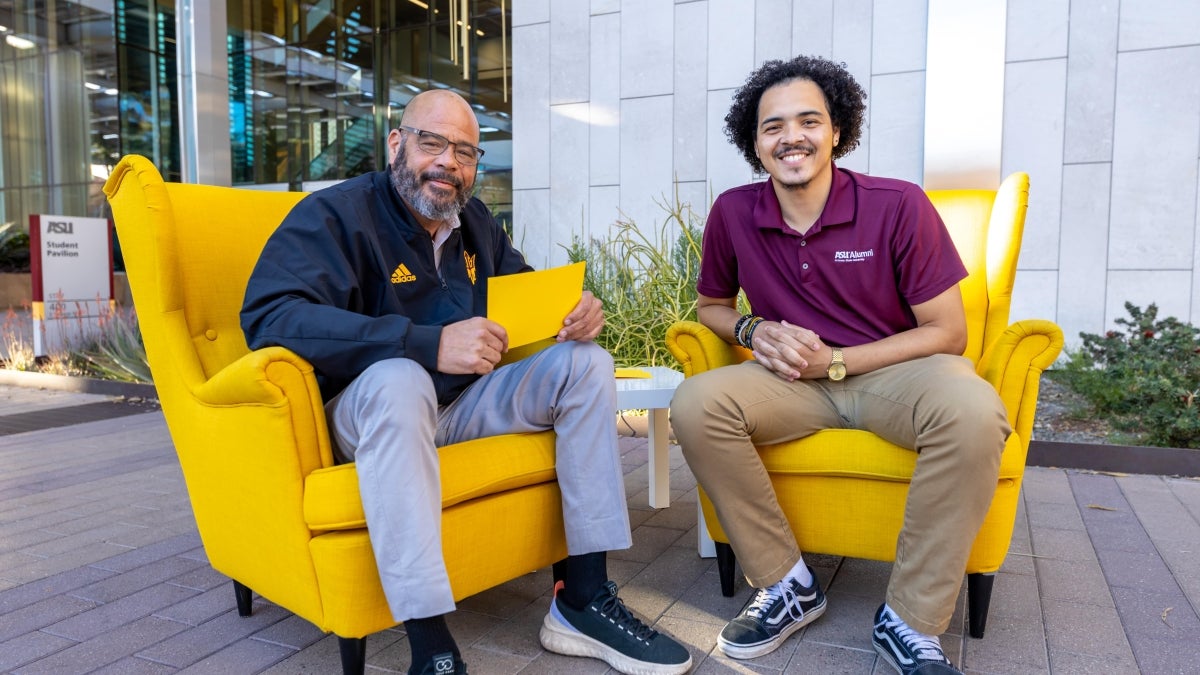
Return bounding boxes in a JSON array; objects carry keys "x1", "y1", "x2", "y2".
[
  {"x1": 1056, "y1": 302, "x2": 1200, "y2": 448},
  {"x1": 1, "y1": 302, "x2": 151, "y2": 383},
  {"x1": 72, "y1": 308, "x2": 152, "y2": 383},
  {"x1": 565, "y1": 189, "x2": 732, "y2": 368}
]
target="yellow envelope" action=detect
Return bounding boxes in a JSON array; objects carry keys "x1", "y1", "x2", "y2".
[
  {"x1": 615, "y1": 367, "x2": 652, "y2": 379},
  {"x1": 488, "y1": 261, "x2": 586, "y2": 349}
]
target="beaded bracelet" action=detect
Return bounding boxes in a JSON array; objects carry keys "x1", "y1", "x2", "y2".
[
  {"x1": 743, "y1": 316, "x2": 765, "y2": 348},
  {"x1": 736, "y1": 315, "x2": 763, "y2": 348},
  {"x1": 732, "y1": 314, "x2": 753, "y2": 345}
]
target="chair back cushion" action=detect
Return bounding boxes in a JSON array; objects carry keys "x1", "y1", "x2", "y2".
[
  {"x1": 103, "y1": 155, "x2": 307, "y2": 385},
  {"x1": 927, "y1": 172, "x2": 1029, "y2": 363},
  {"x1": 164, "y1": 182, "x2": 307, "y2": 379}
]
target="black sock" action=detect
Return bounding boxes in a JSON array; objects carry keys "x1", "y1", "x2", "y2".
[
  {"x1": 559, "y1": 551, "x2": 607, "y2": 610},
  {"x1": 404, "y1": 615, "x2": 458, "y2": 669}
]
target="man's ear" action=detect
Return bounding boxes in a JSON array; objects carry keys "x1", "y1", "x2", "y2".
[{"x1": 386, "y1": 128, "x2": 403, "y2": 163}]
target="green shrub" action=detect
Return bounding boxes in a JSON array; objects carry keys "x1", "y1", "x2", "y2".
[
  {"x1": 0, "y1": 221, "x2": 30, "y2": 273},
  {"x1": 564, "y1": 191, "x2": 709, "y2": 368},
  {"x1": 1057, "y1": 302, "x2": 1200, "y2": 448},
  {"x1": 564, "y1": 189, "x2": 700, "y2": 367}
]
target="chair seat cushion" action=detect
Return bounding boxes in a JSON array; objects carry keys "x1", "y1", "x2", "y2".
[
  {"x1": 757, "y1": 429, "x2": 1024, "y2": 481},
  {"x1": 303, "y1": 431, "x2": 558, "y2": 531}
]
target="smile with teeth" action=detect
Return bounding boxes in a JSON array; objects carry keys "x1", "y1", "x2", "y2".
[{"x1": 776, "y1": 146, "x2": 814, "y2": 164}]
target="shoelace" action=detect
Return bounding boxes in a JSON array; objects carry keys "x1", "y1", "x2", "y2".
[
  {"x1": 596, "y1": 592, "x2": 659, "y2": 642},
  {"x1": 883, "y1": 615, "x2": 947, "y2": 662},
  {"x1": 744, "y1": 579, "x2": 806, "y2": 622}
]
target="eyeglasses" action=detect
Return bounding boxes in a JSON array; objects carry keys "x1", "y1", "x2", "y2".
[{"x1": 399, "y1": 126, "x2": 485, "y2": 166}]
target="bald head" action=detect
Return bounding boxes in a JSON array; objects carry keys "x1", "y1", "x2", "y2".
[{"x1": 399, "y1": 90, "x2": 479, "y2": 139}]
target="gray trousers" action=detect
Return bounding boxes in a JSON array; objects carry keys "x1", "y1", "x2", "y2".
[{"x1": 325, "y1": 341, "x2": 631, "y2": 622}]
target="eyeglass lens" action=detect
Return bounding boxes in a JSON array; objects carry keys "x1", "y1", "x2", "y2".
[{"x1": 415, "y1": 130, "x2": 482, "y2": 165}]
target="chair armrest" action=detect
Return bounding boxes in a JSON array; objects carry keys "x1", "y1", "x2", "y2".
[
  {"x1": 665, "y1": 320, "x2": 753, "y2": 377},
  {"x1": 191, "y1": 345, "x2": 335, "y2": 474},
  {"x1": 975, "y1": 319, "x2": 1065, "y2": 449}
]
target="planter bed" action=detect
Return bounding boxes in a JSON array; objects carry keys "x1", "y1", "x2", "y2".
[
  {"x1": 0, "y1": 368, "x2": 156, "y2": 399},
  {"x1": 1028, "y1": 440, "x2": 1198, "y2": 478}
]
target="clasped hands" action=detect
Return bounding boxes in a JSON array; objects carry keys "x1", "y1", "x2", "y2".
[
  {"x1": 436, "y1": 291, "x2": 605, "y2": 375},
  {"x1": 750, "y1": 320, "x2": 832, "y2": 381}
]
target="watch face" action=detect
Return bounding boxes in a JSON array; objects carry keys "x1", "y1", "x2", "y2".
[{"x1": 828, "y1": 363, "x2": 846, "y2": 381}]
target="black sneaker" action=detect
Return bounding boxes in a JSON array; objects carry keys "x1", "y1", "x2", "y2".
[
  {"x1": 539, "y1": 580, "x2": 692, "y2": 674},
  {"x1": 872, "y1": 604, "x2": 961, "y2": 674},
  {"x1": 717, "y1": 567, "x2": 826, "y2": 659},
  {"x1": 408, "y1": 651, "x2": 467, "y2": 675}
]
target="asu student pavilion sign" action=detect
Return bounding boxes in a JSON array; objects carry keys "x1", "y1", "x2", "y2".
[{"x1": 29, "y1": 214, "x2": 114, "y2": 356}]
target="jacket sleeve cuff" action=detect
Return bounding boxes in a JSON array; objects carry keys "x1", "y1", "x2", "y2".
[{"x1": 405, "y1": 324, "x2": 443, "y2": 371}]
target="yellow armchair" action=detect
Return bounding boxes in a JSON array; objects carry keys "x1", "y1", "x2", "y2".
[
  {"x1": 103, "y1": 155, "x2": 568, "y2": 675},
  {"x1": 665, "y1": 172, "x2": 1063, "y2": 639}
]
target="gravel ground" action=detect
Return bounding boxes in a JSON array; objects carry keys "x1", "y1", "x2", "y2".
[{"x1": 1032, "y1": 376, "x2": 1115, "y2": 445}]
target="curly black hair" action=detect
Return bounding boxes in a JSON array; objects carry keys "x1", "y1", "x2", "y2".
[{"x1": 724, "y1": 55, "x2": 867, "y2": 172}]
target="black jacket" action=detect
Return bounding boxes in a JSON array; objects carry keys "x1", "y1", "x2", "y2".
[{"x1": 240, "y1": 170, "x2": 532, "y2": 404}]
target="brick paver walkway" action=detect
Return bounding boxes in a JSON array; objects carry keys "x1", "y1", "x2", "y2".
[{"x1": 1, "y1": 385, "x2": 1198, "y2": 673}]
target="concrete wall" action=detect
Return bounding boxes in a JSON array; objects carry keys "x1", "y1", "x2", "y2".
[{"x1": 511, "y1": 0, "x2": 1200, "y2": 347}]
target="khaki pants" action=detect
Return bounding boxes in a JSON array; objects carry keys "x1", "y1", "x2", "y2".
[{"x1": 670, "y1": 354, "x2": 1009, "y2": 635}]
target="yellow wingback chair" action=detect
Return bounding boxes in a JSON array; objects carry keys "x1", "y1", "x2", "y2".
[
  {"x1": 103, "y1": 155, "x2": 568, "y2": 675},
  {"x1": 665, "y1": 172, "x2": 1063, "y2": 639}
]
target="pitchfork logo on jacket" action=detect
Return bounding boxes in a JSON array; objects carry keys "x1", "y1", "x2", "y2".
[{"x1": 464, "y1": 251, "x2": 477, "y2": 285}]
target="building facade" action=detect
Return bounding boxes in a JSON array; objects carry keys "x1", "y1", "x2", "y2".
[
  {"x1": 3, "y1": 0, "x2": 1199, "y2": 347},
  {"x1": 512, "y1": 0, "x2": 1200, "y2": 347},
  {"x1": 0, "y1": 0, "x2": 514, "y2": 246}
]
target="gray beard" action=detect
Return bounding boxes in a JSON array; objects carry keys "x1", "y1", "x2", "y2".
[{"x1": 390, "y1": 146, "x2": 471, "y2": 222}]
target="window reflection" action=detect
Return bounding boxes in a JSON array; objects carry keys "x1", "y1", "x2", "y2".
[{"x1": 228, "y1": 0, "x2": 512, "y2": 217}]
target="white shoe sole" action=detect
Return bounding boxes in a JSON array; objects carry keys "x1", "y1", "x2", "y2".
[
  {"x1": 717, "y1": 598, "x2": 827, "y2": 660},
  {"x1": 538, "y1": 611, "x2": 693, "y2": 675}
]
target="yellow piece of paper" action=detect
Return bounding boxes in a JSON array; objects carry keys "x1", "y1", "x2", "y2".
[
  {"x1": 488, "y1": 261, "x2": 585, "y2": 349},
  {"x1": 615, "y1": 368, "x2": 652, "y2": 379}
]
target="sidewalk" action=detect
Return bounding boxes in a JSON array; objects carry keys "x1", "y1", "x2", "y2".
[{"x1": 1, "y1": 384, "x2": 1198, "y2": 673}]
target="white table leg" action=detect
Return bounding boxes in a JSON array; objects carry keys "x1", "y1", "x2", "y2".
[
  {"x1": 697, "y1": 503, "x2": 716, "y2": 558},
  {"x1": 647, "y1": 407, "x2": 670, "y2": 508}
]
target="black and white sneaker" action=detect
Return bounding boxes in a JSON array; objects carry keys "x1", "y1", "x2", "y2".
[
  {"x1": 717, "y1": 567, "x2": 826, "y2": 659},
  {"x1": 872, "y1": 604, "x2": 961, "y2": 674},
  {"x1": 539, "y1": 580, "x2": 692, "y2": 674}
]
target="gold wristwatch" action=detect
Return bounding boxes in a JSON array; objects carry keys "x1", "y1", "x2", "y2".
[{"x1": 827, "y1": 348, "x2": 846, "y2": 381}]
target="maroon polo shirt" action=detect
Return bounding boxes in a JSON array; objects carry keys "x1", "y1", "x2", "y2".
[{"x1": 696, "y1": 165, "x2": 967, "y2": 348}]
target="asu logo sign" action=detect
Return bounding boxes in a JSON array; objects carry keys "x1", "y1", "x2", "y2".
[
  {"x1": 46, "y1": 221, "x2": 74, "y2": 234},
  {"x1": 390, "y1": 263, "x2": 416, "y2": 283}
]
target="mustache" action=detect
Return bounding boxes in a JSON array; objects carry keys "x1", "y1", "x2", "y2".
[
  {"x1": 775, "y1": 143, "x2": 816, "y2": 158},
  {"x1": 422, "y1": 170, "x2": 463, "y2": 189}
]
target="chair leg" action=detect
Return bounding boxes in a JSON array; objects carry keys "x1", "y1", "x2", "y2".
[
  {"x1": 716, "y1": 542, "x2": 737, "y2": 597},
  {"x1": 338, "y1": 636, "x2": 366, "y2": 675},
  {"x1": 967, "y1": 573, "x2": 995, "y2": 639},
  {"x1": 233, "y1": 580, "x2": 253, "y2": 617}
]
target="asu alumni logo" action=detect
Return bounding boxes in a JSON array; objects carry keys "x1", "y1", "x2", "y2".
[
  {"x1": 390, "y1": 263, "x2": 416, "y2": 283},
  {"x1": 833, "y1": 248, "x2": 874, "y2": 263}
]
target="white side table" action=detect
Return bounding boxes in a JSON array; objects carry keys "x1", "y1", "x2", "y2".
[
  {"x1": 614, "y1": 366, "x2": 716, "y2": 558},
  {"x1": 614, "y1": 366, "x2": 682, "y2": 509}
]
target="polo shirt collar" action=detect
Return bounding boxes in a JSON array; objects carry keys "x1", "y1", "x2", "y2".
[{"x1": 752, "y1": 162, "x2": 856, "y2": 235}]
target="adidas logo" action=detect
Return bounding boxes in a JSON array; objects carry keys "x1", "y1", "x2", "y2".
[{"x1": 391, "y1": 263, "x2": 416, "y2": 283}]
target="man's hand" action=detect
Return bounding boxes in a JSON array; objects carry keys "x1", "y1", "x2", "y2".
[
  {"x1": 438, "y1": 317, "x2": 508, "y2": 374},
  {"x1": 557, "y1": 291, "x2": 604, "y2": 342},
  {"x1": 751, "y1": 320, "x2": 826, "y2": 381}
]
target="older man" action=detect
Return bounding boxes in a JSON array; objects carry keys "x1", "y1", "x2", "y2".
[{"x1": 242, "y1": 90, "x2": 690, "y2": 675}]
